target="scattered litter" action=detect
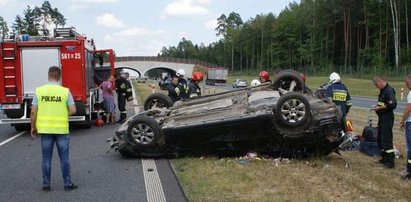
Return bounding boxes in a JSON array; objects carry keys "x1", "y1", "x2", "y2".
[
  {"x1": 394, "y1": 145, "x2": 403, "y2": 159},
  {"x1": 323, "y1": 164, "x2": 334, "y2": 169},
  {"x1": 200, "y1": 155, "x2": 208, "y2": 160},
  {"x1": 360, "y1": 196, "x2": 366, "y2": 199}
]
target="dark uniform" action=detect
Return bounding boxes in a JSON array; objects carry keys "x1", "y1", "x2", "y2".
[
  {"x1": 326, "y1": 81, "x2": 352, "y2": 131},
  {"x1": 167, "y1": 82, "x2": 185, "y2": 102},
  {"x1": 115, "y1": 77, "x2": 132, "y2": 123},
  {"x1": 188, "y1": 82, "x2": 201, "y2": 98},
  {"x1": 178, "y1": 78, "x2": 189, "y2": 99},
  {"x1": 376, "y1": 83, "x2": 397, "y2": 167}
]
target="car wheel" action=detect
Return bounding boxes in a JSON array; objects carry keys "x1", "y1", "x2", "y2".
[
  {"x1": 143, "y1": 93, "x2": 174, "y2": 110},
  {"x1": 275, "y1": 92, "x2": 311, "y2": 127},
  {"x1": 272, "y1": 70, "x2": 304, "y2": 94},
  {"x1": 14, "y1": 124, "x2": 30, "y2": 131},
  {"x1": 127, "y1": 116, "x2": 163, "y2": 147}
]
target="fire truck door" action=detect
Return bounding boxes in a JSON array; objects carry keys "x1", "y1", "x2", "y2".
[{"x1": 21, "y1": 48, "x2": 60, "y2": 97}]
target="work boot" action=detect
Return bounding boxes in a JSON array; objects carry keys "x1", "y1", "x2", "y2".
[
  {"x1": 376, "y1": 152, "x2": 386, "y2": 165},
  {"x1": 400, "y1": 166, "x2": 411, "y2": 180},
  {"x1": 117, "y1": 113, "x2": 127, "y2": 123},
  {"x1": 383, "y1": 152, "x2": 395, "y2": 169}
]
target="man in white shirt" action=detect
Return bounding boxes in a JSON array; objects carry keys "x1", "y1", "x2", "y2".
[{"x1": 400, "y1": 74, "x2": 411, "y2": 180}]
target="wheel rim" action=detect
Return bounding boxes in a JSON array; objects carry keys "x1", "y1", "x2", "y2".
[
  {"x1": 131, "y1": 123, "x2": 155, "y2": 144},
  {"x1": 280, "y1": 98, "x2": 306, "y2": 123}
]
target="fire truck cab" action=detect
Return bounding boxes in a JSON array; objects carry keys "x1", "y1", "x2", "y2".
[{"x1": 0, "y1": 27, "x2": 115, "y2": 131}]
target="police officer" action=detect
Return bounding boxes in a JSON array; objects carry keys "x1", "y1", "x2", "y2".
[
  {"x1": 326, "y1": 72, "x2": 352, "y2": 131},
  {"x1": 373, "y1": 76, "x2": 397, "y2": 169},
  {"x1": 30, "y1": 66, "x2": 78, "y2": 191},
  {"x1": 188, "y1": 72, "x2": 203, "y2": 98},
  {"x1": 176, "y1": 69, "x2": 189, "y2": 99},
  {"x1": 115, "y1": 72, "x2": 132, "y2": 123},
  {"x1": 167, "y1": 75, "x2": 182, "y2": 102}
]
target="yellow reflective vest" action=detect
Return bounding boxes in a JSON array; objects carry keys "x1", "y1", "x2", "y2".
[{"x1": 35, "y1": 84, "x2": 69, "y2": 134}]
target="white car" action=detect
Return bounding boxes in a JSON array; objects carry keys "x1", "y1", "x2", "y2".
[{"x1": 232, "y1": 79, "x2": 248, "y2": 88}]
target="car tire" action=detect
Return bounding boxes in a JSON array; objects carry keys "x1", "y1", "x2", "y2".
[
  {"x1": 272, "y1": 70, "x2": 304, "y2": 93},
  {"x1": 143, "y1": 93, "x2": 174, "y2": 110},
  {"x1": 14, "y1": 124, "x2": 30, "y2": 132},
  {"x1": 275, "y1": 92, "x2": 311, "y2": 127},
  {"x1": 126, "y1": 115, "x2": 163, "y2": 147}
]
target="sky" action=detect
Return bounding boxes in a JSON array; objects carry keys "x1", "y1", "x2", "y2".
[{"x1": 0, "y1": 0, "x2": 300, "y2": 56}]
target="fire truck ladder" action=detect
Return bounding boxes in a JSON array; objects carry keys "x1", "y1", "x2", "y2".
[{"x1": 1, "y1": 38, "x2": 18, "y2": 101}]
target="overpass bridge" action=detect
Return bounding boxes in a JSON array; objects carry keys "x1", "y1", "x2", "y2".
[{"x1": 115, "y1": 56, "x2": 217, "y2": 77}]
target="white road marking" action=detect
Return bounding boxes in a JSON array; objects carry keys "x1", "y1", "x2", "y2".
[
  {"x1": 131, "y1": 82, "x2": 167, "y2": 202},
  {"x1": 142, "y1": 159, "x2": 167, "y2": 202},
  {"x1": 0, "y1": 131, "x2": 26, "y2": 147}
]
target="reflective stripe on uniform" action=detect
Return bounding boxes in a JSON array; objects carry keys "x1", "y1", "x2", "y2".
[
  {"x1": 333, "y1": 92, "x2": 347, "y2": 101},
  {"x1": 408, "y1": 159, "x2": 411, "y2": 164},
  {"x1": 175, "y1": 88, "x2": 180, "y2": 95},
  {"x1": 377, "y1": 101, "x2": 385, "y2": 106},
  {"x1": 347, "y1": 101, "x2": 352, "y2": 106},
  {"x1": 385, "y1": 149, "x2": 395, "y2": 153},
  {"x1": 121, "y1": 111, "x2": 127, "y2": 114}
]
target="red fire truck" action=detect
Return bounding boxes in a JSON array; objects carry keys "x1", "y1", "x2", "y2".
[{"x1": 0, "y1": 27, "x2": 115, "y2": 131}]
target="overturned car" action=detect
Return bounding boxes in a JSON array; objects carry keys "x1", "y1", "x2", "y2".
[{"x1": 111, "y1": 70, "x2": 350, "y2": 158}]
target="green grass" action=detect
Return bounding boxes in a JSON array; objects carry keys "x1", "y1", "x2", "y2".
[
  {"x1": 133, "y1": 80, "x2": 411, "y2": 202},
  {"x1": 171, "y1": 108, "x2": 411, "y2": 202}
]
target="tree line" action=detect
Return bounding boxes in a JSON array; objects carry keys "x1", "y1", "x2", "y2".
[
  {"x1": 0, "y1": 1, "x2": 66, "y2": 38},
  {"x1": 159, "y1": 0, "x2": 411, "y2": 78}
]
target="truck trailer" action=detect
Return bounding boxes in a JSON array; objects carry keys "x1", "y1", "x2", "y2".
[
  {"x1": 205, "y1": 67, "x2": 228, "y2": 86},
  {"x1": 0, "y1": 27, "x2": 115, "y2": 131}
]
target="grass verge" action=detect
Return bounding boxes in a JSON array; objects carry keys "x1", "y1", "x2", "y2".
[{"x1": 134, "y1": 80, "x2": 410, "y2": 202}]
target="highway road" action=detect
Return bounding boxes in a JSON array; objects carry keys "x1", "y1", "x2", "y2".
[{"x1": 0, "y1": 96, "x2": 186, "y2": 202}]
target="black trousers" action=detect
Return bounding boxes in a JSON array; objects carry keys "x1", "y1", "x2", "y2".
[
  {"x1": 118, "y1": 95, "x2": 127, "y2": 119},
  {"x1": 377, "y1": 112, "x2": 394, "y2": 151}
]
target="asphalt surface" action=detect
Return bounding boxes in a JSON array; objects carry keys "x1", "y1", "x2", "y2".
[
  {"x1": 0, "y1": 103, "x2": 186, "y2": 201},
  {"x1": 205, "y1": 84, "x2": 406, "y2": 113}
]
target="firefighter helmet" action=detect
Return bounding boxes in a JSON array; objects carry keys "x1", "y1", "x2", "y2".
[
  {"x1": 329, "y1": 72, "x2": 341, "y2": 83},
  {"x1": 251, "y1": 79, "x2": 261, "y2": 86},
  {"x1": 176, "y1": 69, "x2": 186, "y2": 77},
  {"x1": 191, "y1": 72, "x2": 203, "y2": 81},
  {"x1": 259, "y1": 71, "x2": 269, "y2": 80}
]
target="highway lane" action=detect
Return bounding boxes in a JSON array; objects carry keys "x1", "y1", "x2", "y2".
[{"x1": 0, "y1": 102, "x2": 186, "y2": 201}]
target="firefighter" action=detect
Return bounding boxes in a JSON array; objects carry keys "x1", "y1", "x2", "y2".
[
  {"x1": 167, "y1": 75, "x2": 182, "y2": 102},
  {"x1": 176, "y1": 69, "x2": 189, "y2": 99},
  {"x1": 188, "y1": 72, "x2": 203, "y2": 98},
  {"x1": 326, "y1": 72, "x2": 352, "y2": 132},
  {"x1": 400, "y1": 74, "x2": 411, "y2": 179},
  {"x1": 259, "y1": 70, "x2": 272, "y2": 84},
  {"x1": 30, "y1": 66, "x2": 78, "y2": 191},
  {"x1": 115, "y1": 72, "x2": 132, "y2": 123},
  {"x1": 372, "y1": 76, "x2": 397, "y2": 169}
]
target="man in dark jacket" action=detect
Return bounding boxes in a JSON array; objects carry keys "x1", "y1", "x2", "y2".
[
  {"x1": 373, "y1": 75, "x2": 397, "y2": 169},
  {"x1": 115, "y1": 72, "x2": 132, "y2": 123},
  {"x1": 167, "y1": 76, "x2": 182, "y2": 102},
  {"x1": 326, "y1": 72, "x2": 352, "y2": 131}
]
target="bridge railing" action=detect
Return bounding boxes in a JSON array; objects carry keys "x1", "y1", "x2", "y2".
[{"x1": 115, "y1": 56, "x2": 220, "y2": 68}]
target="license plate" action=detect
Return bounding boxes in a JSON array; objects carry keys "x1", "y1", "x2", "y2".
[{"x1": 1, "y1": 104, "x2": 21, "y2": 110}]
